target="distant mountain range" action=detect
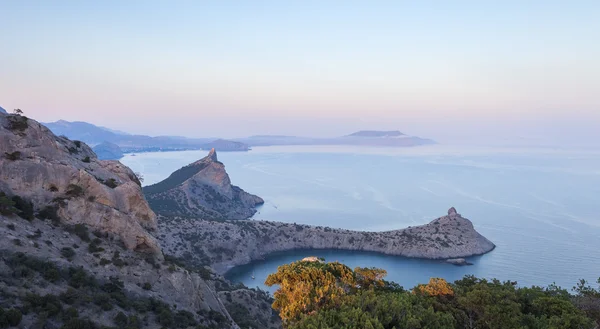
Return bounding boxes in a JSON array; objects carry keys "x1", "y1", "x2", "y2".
[
  {"x1": 41, "y1": 119, "x2": 435, "y2": 155},
  {"x1": 0, "y1": 106, "x2": 6, "y2": 114},
  {"x1": 43, "y1": 120, "x2": 246, "y2": 154}
]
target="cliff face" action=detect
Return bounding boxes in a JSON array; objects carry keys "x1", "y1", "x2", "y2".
[
  {"x1": 159, "y1": 207, "x2": 495, "y2": 274},
  {"x1": 0, "y1": 113, "x2": 159, "y2": 253},
  {"x1": 0, "y1": 112, "x2": 250, "y2": 328},
  {"x1": 144, "y1": 149, "x2": 264, "y2": 220}
]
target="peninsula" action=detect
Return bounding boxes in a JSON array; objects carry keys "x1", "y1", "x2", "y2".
[{"x1": 158, "y1": 207, "x2": 495, "y2": 274}]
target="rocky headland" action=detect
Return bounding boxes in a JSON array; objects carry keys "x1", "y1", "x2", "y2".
[
  {"x1": 158, "y1": 207, "x2": 495, "y2": 274},
  {"x1": 0, "y1": 111, "x2": 271, "y2": 329},
  {"x1": 143, "y1": 149, "x2": 264, "y2": 220}
]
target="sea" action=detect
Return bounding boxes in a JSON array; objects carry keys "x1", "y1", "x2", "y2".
[{"x1": 121, "y1": 145, "x2": 600, "y2": 292}]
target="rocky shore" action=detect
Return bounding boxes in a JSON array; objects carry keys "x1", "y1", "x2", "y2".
[{"x1": 159, "y1": 207, "x2": 495, "y2": 274}]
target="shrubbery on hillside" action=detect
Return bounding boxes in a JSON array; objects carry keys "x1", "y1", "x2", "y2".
[{"x1": 266, "y1": 259, "x2": 599, "y2": 329}]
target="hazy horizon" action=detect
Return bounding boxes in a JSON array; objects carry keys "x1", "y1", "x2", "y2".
[{"x1": 1, "y1": 1, "x2": 599, "y2": 147}]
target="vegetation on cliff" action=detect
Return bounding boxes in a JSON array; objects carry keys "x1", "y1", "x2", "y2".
[{"x1": 267, "y1": 259, "x2": 599, "y2": 329}]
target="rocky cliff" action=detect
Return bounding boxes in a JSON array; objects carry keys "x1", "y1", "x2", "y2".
[
  {"x1": 144, "y1": 149, "x2": 264, "y2": 220},
  {"x1": 0, "y1": 112, "x2": 159, "y2": 254},
  {"x1": 0, "y1": 112, "x2": 250, "y2": 328},
  {"x1": 159, "y1": 207, "x2": 495, "y2": 274}
]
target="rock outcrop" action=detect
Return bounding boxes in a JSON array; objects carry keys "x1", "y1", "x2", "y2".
[
  {"x1": 0, "y1": 112, "x2": 160, "y2": 254},
  {"x1": 144, "y1": 149, "x2": 264, "y2": 220},
  {"x1": 158, "y1": 207, "x2": 495, "y2": 274}
]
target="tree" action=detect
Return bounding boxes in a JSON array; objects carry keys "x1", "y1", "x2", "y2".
[
  {"x1": 13, "y1": 109, "x2": 23, "y2": 115},
  {"x1": 414, "y1": 277, "x2": 454, "y2": 297},
  {"x1": 265, "y1": 260, "x2": 357, "y2": 324}
]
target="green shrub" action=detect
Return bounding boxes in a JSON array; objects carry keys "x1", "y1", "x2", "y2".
[
  {"x1": 4, "y1": 151, "x2": 21, "y2": 160},
  {"x1": 142, "y1": 282, "x2": 152, "y2": 290},
  {"x1": 82, "y1": 156, "x2": 90, "y2": 163},
  {"x1": 74, "y1": 140, "x2": 82, "y2": 148},
  {"x1": 0, "y1": 307, "x2": 23, "y2": 328},
  {"x1": 66, "y1": 224, "x2": 90, "y2": 242},
  {"x1": 37, "y1": 205, "x2": 60, "y2": 223},
  {"x1": 103, "y1": 178, "x2": 119, "y2": 189},
  {"x1": 7, "y1": 115, "x2": 28, "y2": 131},
  {"x1": 11, "y1": 195, "x2": 34, "y2": 220},
  {"x1": 114, "y1": 312, "x2": 128, "y2": 327},
  {"x1": 0, "y1": 192, "x2": 16, "y2": 216},
  {"x1": 66, "y1": 184, "x2": 84, "y2": 197},
  {"x1": 61, "y1": 247, "x2": 76, "y2": 261},
  {"x1": 6, "y1": 223, "x2": 15, "y2": 230}
]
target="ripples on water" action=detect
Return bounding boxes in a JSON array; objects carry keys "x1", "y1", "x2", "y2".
[{"x1": 122, "y1": 145, "x2": 600, "y2": 291}]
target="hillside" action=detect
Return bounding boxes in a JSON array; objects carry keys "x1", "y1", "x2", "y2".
[
  {"x1": 144, "y1": 149, "x2": 264, "y2": 220},
  {"x1": 0, "y1": 111, "x2": 271, "y2": 328}
]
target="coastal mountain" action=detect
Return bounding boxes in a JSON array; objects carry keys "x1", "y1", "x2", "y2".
[
  {"x1": 93, "y1": 141, "x2": 125, "y2": 160},
  {"x1": 160, "y1": 207, "x2": 495, "y2": 274},
  {"x1": 0, "y1": 111, "x2": 245, "y2": 328},
  {"x1": 144, "y1": 149, "x2": 264, "y2": 220},
  {"x1": 0, "y1": 106, "x2": 6, "y2": 114},
  {"x1": 43, "y1": 119, "x2": 250, "y2": 152},
  {"x1": 43, "y1": 119, "x2": 125, "y2": 145}
]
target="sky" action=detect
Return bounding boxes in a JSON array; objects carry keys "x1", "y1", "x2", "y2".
[{"x1": 1, "y1": 1, "x2": 599, "y2": 145}]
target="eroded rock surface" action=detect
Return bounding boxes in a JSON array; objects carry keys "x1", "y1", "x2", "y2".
[{"x1": 0, "y1": 113, "x2": 159, "y2": 253}]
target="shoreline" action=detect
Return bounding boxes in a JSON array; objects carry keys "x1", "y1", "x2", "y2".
[{"x1": 221, "y1": 247, "x2": 494, "y2": 278}]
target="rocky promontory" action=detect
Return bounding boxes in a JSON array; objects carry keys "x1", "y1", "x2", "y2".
[
  {"x1": 0, "y1": 111, "x2": 250, "y2": 328},
  {"x1": 0, "y1": 112, "x2": 160, "y2": 253},
  {"x1": 159, "y1": 207, "x2": 495, "y2": 274},
  {"x1": 144, "y1": 149, "x2": 264, "y2": 220}
]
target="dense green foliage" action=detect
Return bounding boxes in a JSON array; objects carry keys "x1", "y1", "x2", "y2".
[{"x1": 267, "y1": 260, "x2": 599, "y2": 329}]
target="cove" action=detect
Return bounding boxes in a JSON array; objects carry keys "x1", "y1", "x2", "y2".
[{"x1": 224, "y1": 249, "x2": 487, "y2": 293}]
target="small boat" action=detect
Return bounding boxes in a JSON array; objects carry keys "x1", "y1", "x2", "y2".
[{"x1": 251, "y1": 271, "x2": 255, "y2": 280}]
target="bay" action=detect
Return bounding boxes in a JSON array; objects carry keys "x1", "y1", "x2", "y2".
[{"x1": 121, "y1": 145, "x2": 600, "y2": 292}]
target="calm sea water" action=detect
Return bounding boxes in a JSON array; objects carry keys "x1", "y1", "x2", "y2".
[{"x1": 121, "y1": 145, "x2": 600, "y2": 292}]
